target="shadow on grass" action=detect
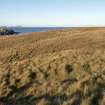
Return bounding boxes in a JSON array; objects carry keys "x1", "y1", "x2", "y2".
[
  {"x1": 0, "y1": 93, "x2": 68, "y2": 105},
  {"x1": 90, "y1": 82, "x2": 105, "y2": 105}
]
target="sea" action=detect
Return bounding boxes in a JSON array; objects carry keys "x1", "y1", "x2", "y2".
[{"x1": 11, "y1": 27, "x2": 69, "y2": 34}]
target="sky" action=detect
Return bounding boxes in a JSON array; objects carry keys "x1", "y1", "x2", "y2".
[{"x1": 0, "y1": 0, "x2": 105, "y2": 27}]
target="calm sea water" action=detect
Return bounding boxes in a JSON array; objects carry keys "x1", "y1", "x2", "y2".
[{"x1": 12, "y1": 27, "x2": 69, "y2": 34}]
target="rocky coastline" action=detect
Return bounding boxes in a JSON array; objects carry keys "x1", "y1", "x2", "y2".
[{"x1": 0, "y1": 28, "x2": 18, "y2": 35}]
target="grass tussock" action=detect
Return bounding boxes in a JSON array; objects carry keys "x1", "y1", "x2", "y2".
[{"x1": 0, "y1": 28, "x2": 105, "y2": 105}]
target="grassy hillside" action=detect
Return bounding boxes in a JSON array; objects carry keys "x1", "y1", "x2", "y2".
[{"x1": 0, "y1": 28, "x2": 105, "y2": 105}]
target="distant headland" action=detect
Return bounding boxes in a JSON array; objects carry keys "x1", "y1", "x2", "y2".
[{"x1": 0, "y1": 28, "x2": 19, "y2": 35}]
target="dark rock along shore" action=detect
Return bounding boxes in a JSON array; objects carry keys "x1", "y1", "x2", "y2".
[{"x1": 0, "y1": 28, "x2": 17, "y2": 35}]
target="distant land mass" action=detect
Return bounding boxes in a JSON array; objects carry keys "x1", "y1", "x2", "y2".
[{"x1": 0, "y1": 27, "x2": 18, "y2": 35}]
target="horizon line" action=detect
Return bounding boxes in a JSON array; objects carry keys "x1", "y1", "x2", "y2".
[{"x1": 1, "y1": 25, "x2": 105, "y2": 28}]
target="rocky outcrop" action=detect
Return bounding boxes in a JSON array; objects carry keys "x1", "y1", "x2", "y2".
[{"x1": 0, "y1": 28, "x2": 17, "y2": 35}]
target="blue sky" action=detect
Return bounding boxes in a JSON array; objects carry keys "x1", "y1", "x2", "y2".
[{"x1": 0, "y1": 0, "x2": 105, "y2": 26}]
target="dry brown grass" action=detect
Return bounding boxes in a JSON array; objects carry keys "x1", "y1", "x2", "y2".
[{"x1": 0, "y1": 27, "x2": 105, "y2": 105}]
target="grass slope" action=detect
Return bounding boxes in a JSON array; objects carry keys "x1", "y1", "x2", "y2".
[{"x1": 0, "y1": 28, "x2": 105, "y2": 105}]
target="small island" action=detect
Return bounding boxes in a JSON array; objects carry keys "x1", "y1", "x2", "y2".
[{"x1": 0, "y1": 28, "x2": 17, "y2": 35}]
